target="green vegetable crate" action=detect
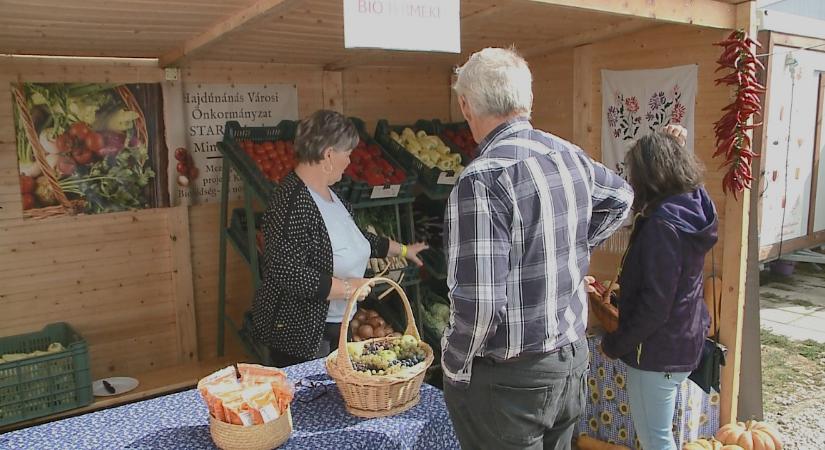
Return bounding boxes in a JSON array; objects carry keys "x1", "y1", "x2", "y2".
[
  {"x1": 374, "y1": 119, "x2": 467, "y2": 199},
  {"x1": 221, "y1": 120, "x2": 350, "y2": 201},
  {"x1": 346, "y1": 118, "x2": 417, "y2": 205},
  {"x1": 0, "y1": 322, "x2": 92, "y2": 426}
]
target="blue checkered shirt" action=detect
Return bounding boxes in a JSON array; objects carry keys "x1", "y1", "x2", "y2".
[{"x1": 441, "y1": 117, "x2": 632, "y2": 387}]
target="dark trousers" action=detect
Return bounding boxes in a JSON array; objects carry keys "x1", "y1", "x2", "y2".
[
  {"x1": 444, "y1": 339, "x2": 589, "y2": 450},
  {"x1": 269, "y1": 322, "x2": 348, "y2": 368}
]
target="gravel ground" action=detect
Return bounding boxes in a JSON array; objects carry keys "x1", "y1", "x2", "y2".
[{"x1": 761, "y1": 330, "x2": 825, "y2": 450}]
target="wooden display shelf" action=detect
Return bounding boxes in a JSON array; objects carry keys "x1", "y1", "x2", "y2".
[{"x1": 0, "y1": 355, "x2": 240, "y2": 433}]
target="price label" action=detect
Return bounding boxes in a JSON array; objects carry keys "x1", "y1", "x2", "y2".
[
  {"x1": 437, "y1": 172, "x2": 459, "y2": 185},
  {"x1": 370, "y1": 184, "x2": 401, "y2": 199}
]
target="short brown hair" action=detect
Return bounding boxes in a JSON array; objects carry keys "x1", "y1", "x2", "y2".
[
  {"x1": 624, "y1": 132, "x2": 703, "y2": 214},
  {"x1": 294, "y1": 110, "x2": 359, "y2": 163}
]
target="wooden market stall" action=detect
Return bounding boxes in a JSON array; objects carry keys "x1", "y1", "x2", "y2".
[{"x1": 0, "y1": 0, "x2": 756, "y2": 436}]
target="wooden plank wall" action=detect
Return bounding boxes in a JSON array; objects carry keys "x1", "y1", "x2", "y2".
[
  {"x1": 343, "y1": 66, "x2": 453, "y2": 132},
  {"x1": 0, "y1": 57, "x2": 180, "y2": 379},
  {"x1": 530, "y1": 25, "x2": 732, "y2": 280},
  {"x1": 530, "y1": 49, "x2": 576, "y2": 142},
  {"x1": 0, "y1": 58, "x2": 452, "y2": 379}
]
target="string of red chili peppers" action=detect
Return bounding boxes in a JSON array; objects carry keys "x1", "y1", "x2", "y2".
[{"x1": 713, "y1": 29, "x2": 765, "y2": 198}]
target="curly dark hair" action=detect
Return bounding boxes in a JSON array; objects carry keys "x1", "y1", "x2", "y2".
[{"x1": 624, "y1": 131, "x2": 703, "y2": 214}]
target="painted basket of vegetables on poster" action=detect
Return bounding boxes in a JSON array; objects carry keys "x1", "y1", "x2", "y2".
[{"x1": 12, "y1": 83, "x2": 163, "y2": 219}]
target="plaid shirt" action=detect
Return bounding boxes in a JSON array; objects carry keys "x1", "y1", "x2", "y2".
[{"x1": 441, "y1": 117, "x2": 632, "y2": 387}]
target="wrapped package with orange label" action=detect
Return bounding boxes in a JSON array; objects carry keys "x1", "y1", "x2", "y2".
[{"x1": 197, "y1": 363, "x2": 293, "y2": 426}]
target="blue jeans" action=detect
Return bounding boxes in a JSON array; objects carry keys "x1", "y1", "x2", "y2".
[{"x1": 625, "y1": 366, "x2": 689, "y2": 450}]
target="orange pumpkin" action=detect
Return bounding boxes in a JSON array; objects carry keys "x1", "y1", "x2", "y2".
[{"x1": 715, "y1": 421, "x2": 783, "y2": 450}]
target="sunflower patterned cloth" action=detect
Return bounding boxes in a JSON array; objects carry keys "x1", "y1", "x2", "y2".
[{"x1": 574, "y1": 333, "x2": 720, "y2": 449}]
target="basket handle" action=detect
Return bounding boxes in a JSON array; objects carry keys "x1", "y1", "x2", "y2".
[
  {"x1": 115, "y1": 86, "x2": 148, "y2": 146},
  {"x1": 12, "y1": 84, "x2": 73, "y2": 210},
  {"x1": 335, "y1": 277, "x2": 420, "y2": 373}
]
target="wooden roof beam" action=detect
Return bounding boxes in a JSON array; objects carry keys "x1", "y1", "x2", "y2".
[
  {"x1": 525, "y1": 0, "x2": 737, "y2": 29},
  {"x1": 159, "y1": 0, "x2": 302, "y2": 67}
]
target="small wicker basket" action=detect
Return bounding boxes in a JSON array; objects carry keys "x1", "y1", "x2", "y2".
[
  {"x1": 325, "y1": 277, "x2": 434, "y2": 418},
  {"x1": 209, "y1": 408, "x2": 292, "y2": 450}
]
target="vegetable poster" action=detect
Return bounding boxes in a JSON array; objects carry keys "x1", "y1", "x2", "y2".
[
  {"x1": 162, "y1": 82, "x2": 298, "y2": 206},
  {"x1": 12, "y1": 83, "x2": 165, "y2": 219},
  {"x1": 601, "y1": 65, "x2": 698, "y2": 178}
]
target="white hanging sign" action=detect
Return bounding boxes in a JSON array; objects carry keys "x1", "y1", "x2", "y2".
[{"x1": 343, "y1": 0, "x2": 460, "y2": 53}]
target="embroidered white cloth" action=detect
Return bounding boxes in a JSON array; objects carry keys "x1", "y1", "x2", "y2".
[{"x1": 601, "y1": 64, "x2": 698, "y2": 178}]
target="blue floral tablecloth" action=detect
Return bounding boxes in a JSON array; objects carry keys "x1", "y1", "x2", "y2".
[
  {"x1": 574, "y1": 334, "x2": 720, "y2": 449},
  {"x1": 0, "y1": 359, "x2": 459, "y2": 450}
]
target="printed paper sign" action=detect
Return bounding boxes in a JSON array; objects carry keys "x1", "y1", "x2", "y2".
[
  {"x1": 163, "y1": 83, "x2": 298, "y2": 205},
  {"x1": 343, "y1": 0, "x2": 460, "y2": 53}
]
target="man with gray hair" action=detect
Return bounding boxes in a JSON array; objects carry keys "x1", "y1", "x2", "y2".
[{"x1": 441, "y1": 47, "x2": 632, "y2": 449}]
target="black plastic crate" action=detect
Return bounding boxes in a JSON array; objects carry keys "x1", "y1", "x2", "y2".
[
  {"x1": 374, "y1": 119, "x2": 467, "y2": 198},
  {"x1": 436, "y1": 120, "x2": 480, "y2": 162},
  {"x1": 222, "y1": 120, "x2": 349, "y2": 200}
]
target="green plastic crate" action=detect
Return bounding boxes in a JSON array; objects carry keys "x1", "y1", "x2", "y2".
[
  {"x1": 374, "y1": 119, "x2": 467, "y2": 198},
  {"x1": 0, "y1": 323, "x2": 92, "y2": 426}
]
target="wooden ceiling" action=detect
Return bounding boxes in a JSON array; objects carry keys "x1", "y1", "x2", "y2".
[{"x1": 0, "y1": 0, "x2": 737, "y2": 67}]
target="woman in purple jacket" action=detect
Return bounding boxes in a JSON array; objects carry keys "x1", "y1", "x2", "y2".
[{"x1": 601, "y1": 127, "x2": 718, "y2": 450}]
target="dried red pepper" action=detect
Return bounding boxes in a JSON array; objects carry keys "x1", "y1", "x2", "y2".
[{"x1": 713, "y1": 30, "x2": 765, "y2": 198}]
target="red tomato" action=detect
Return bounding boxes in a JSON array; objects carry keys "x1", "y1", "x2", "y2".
[
  {"x1": 254, "y1": 144, "x2": 266, "y2": 155},
  {"x1": 261, "y1": 160, "x2": 273, "y2": 172},
  {"x1": 365, "y1": 173, "x2": 385, "y2": 186},
  {"x1": 55, "y1": 133, "x2": 70, "y2": 153},
  {"x1": 177, "y1": 162, "x2": 188, "y2": 175},
  {"x1": 263, "y1": 141, "x2": 275, "y2": 152},
  {"x1": 73, "y1": 149, "x2": 94, "y2": 165},
  {"x1": 175, "y1": 148, "x2": 188, "y2": 161},
  {"x1": 19, "y1": 175, "x2": 35, "y2": 194},
  {"x1": 22, "y1": 193, "x2": 35, "y2": 210},
  {"x1": 84, "y1": 132, "x2": 104, "y2": 153},
  {"x1": 69, "y1": 122, "x2": 90, "y2": 139}
]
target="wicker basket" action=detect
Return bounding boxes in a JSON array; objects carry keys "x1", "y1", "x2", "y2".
[
  {"x1": 326, "y1": 277, "x2": 434, "y2": 418},
  {"x1": 11, "y1": 84, "x2": 148, "y2": 219},
  {"x1": 209, "y1": 408, "x2": 292, "y2": 450}
]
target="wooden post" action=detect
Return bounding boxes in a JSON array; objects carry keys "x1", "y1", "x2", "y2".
[
  {"x1": 322, "y1": 70, "x2": 344, "y2": 113},
  {"x1": 719, "y1": 0, "x2": 757, "y2": 425},
  {"x1": 168, "y1": 205, "x2": 199, "y2": 363},
  {"x1": 573, "y1": 44, "x2": 595, "y2": 154}
]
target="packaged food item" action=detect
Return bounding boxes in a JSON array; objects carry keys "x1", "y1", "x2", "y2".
[{"x1": 197, "y1": 363, "x2": 293, "y2": 427}]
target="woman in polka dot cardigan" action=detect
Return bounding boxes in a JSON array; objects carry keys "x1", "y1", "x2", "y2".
[{"x1": 251, "y1": 110, "x2": 427, "y2": 367}]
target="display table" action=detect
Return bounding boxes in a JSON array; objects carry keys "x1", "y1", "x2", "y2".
[
  {"x1": 0, "y1": 359, "x2": 459, "y2": 450},
  {"x1": 575, "y1": 334, "x2": 720, "y2": 449}
]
